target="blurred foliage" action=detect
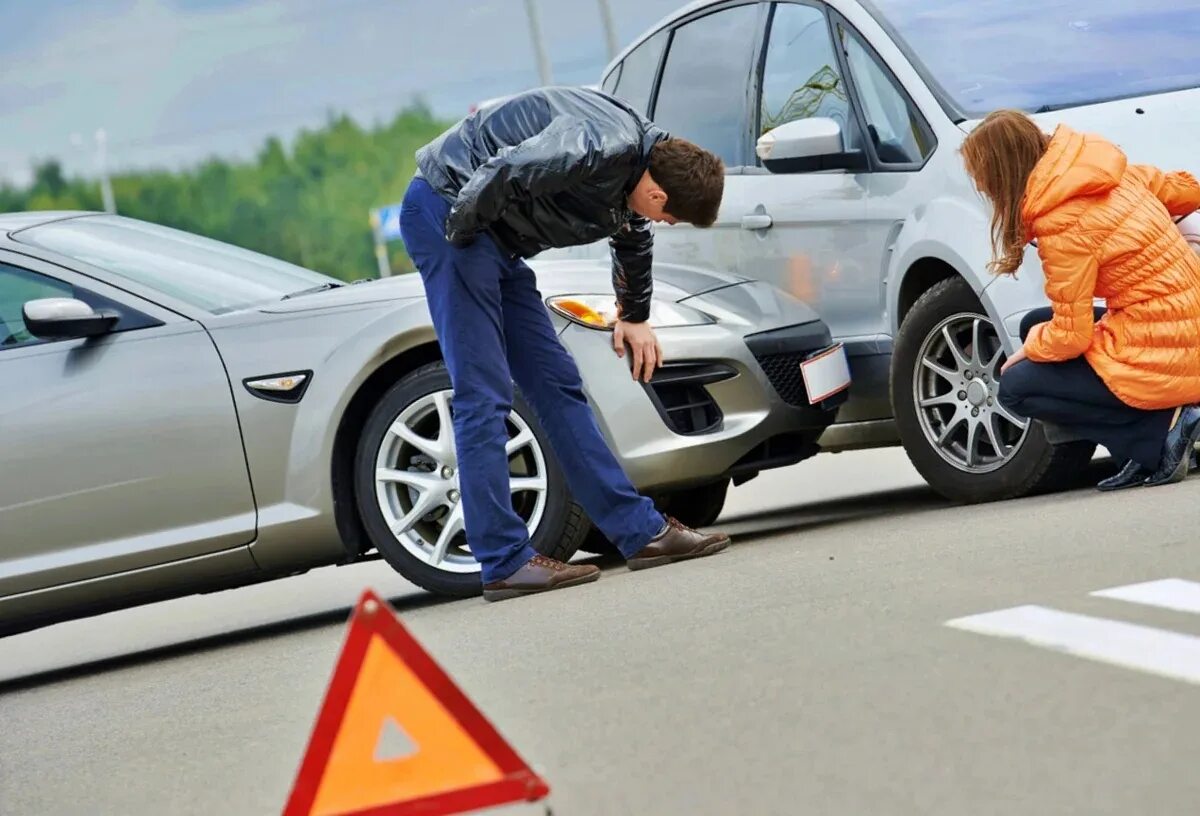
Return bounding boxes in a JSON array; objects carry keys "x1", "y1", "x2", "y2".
[{"x1": 0, "y1": 104, "x2": 449, "y2": 281}]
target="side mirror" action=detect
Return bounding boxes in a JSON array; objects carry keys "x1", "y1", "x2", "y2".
[
  {"x1": 756, "y1": 118, "x2": 867, "y2": 174},
  {"x1": 23, "y1": 298, "x2": 119, "y2": 340}
]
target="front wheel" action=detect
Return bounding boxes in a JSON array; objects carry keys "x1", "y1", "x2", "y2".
[
  {"x1": 354, "y1": 362, "x2": 588, "y2": 597},
  {"x1": 892, "y1": 277, "x2": 1095, "y2": 503}
]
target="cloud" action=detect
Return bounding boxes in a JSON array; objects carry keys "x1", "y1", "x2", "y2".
[{"x1": 0, "y1": 0, "x2": 684, "y2": 184}]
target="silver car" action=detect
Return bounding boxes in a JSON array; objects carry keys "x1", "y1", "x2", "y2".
[
  {"x1": 572, "y1": 0, "x2": 1200, "y2": 503},
  {"x1": 0, "y1": 212, "x2": 846, "y2": 635}
]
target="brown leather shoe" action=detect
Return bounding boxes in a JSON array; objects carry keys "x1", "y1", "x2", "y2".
[
  {"x1": 482, "y1": 554, "x2": 600, "y2": 602},
  {"x1": 626, "y1": 517, "x2": 731, "y2": 571}
]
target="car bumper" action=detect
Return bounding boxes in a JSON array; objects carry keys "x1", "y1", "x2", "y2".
[{"x1": 563, "y1": 282, "x2": 847, "y2": 491}]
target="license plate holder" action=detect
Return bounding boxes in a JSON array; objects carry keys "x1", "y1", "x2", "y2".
[{"x1": 800, "y1": 343, "x2": 851, "y2": 405}]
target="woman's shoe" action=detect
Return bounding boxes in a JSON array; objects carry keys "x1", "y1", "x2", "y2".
[
  {"x1": 1096, "y1": 459, "x2": 1151, "y2": 491},
  {"x1": 1145, "y1": 406, "x2": 1200, "y2": 487}
]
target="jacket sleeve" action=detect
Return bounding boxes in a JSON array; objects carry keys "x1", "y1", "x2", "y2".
[
  {"x1": 610, "y1": 214, "x2": 653, "y2": 323},
  {"x1": 445, "y1": 115, "x2": 603, "y2": 243},
  {"x1": 1024, "y1": 231, "x2": 1099, "y2": 362},
  {"x1": 1130, "y1": 164, "x2": 1200, "y2": 217}
]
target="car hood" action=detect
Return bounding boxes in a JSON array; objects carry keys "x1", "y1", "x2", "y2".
[
  {"x1": 255, "y1": 259, "x2": 749, "y2": 314},
  {"x1": 963, "y1": 87, "x2": 1200, "y2": 175},
  {"x1": 526, "y1": 258, "x2": 750, "y2": 301}
]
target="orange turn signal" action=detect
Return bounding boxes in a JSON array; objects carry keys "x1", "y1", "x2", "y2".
[{"x1": 549, "y1": 298, "x2": 613, "y2": 328}]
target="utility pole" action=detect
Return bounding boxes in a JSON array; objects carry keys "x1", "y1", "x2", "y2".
[
  {"x1": 597, "y1": 0, "x2": 619, "y2": 61},
  {"x1": 95, "y1": 128, "x2": 116, "y2": 214},
  {"x1": 74, "y1": 129, "x2": 116, "y2": 213},
  {"x1": 522, "y1": 0, "x2": 553, "y2": 86}
]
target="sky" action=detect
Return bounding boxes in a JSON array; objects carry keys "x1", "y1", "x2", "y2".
[{"x1": 0, "y1": 0, "x2": 686, "y2": 185}]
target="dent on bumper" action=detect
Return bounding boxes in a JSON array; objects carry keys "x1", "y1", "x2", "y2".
[{"x1": 567, "y1": 318, "x2": 843, "y2": 491}]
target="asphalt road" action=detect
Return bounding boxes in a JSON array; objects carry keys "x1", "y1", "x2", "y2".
[{"x1": 3, "y1": 448, "x2": 1200, "y2": 815}]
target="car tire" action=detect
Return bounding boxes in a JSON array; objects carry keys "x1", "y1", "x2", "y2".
[
  {"x1": 657, "y1": 479, "x2": 730, "y2": 528},
  {"x1": 892, "y1": 277, "x2": 1096, "y2": 504},
  {"x1": 354, "y1": 361, "x2": 588, "y2": 597},
  {"x1": 579, "y1": 479, "x2": 730, "y2": 556}
]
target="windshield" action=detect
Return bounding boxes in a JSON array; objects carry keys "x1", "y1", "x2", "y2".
[
  {"x1": 865, "y1": 0, "x2": 1200, "y2": 118},
  {"x1": 15, "y1": 215, "x2": 337, "y2": 314}
]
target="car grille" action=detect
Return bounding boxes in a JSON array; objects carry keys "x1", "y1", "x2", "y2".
[
  {"x1": 752, "y1": 352, "x2": 813, "y2": 407},
  {"x1": 646, "y1": 363, "x2": 736, "y2": 436}
]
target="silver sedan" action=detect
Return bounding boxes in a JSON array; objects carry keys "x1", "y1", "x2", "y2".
[{"x1": 0, "y1": 212, "x2": 848, "y2": 635}]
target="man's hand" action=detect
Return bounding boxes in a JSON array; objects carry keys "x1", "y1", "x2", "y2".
[
  {"x1": 613, "y1": 319, "x2": 663, "y2": 383},
  {"x1": 1000, "y1": 345, "x2": 1028, "y2": 375}
]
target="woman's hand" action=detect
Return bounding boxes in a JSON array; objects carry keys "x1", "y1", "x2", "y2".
[
  {"x1": 1000, "y1": 346, "x2": 1028, "y2": 375},
  {"x1": 613, "y1": 319, "x2": 663, "y2": 383}
]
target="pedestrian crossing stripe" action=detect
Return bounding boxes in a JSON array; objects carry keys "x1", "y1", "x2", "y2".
[
  {"x1": 1091, "y1": 578, "x2": 1200, "y2": 615},
  {"x1": 946, "y1": 578, "x2": 1200, "y2": 686}
]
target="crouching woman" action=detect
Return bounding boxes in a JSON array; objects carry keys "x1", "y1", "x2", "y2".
[{"x1": 960, "y1": 109, "x2": 1200, "y2": 490}]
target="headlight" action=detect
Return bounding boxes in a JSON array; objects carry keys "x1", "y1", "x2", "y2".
[{"x1": 546, "y1": 295, "x2": 713, "y2": 329}]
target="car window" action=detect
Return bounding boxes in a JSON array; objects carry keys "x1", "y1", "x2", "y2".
[
  {"x1": 15, "y1": 215, "x2": 336, "y2": 315},
  {"x1": 838, "y1": 23, "x2": 933, "y2": 165},
  {"x1": 601, "y1": 63, "x2": 621, "y2": 95},
  {"x1": 760, "y1": 3, "x2": 855, "y2": 151},
  {"x1": 652, "y1": 5, "x2": 760, "y2": 166},
  {"x1": 0, "y1": 264, "x2": 73, "y2": 349},
  {"x1": 609, "y1": 30, "x2": 666, "y2": 115}
]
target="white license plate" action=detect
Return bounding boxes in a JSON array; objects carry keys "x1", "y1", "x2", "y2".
[{"x1": 800, "y1": 343, "x2": 851, "y2": 404}]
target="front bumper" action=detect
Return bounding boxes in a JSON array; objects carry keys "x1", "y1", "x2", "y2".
[{"x1": 563, "y1": 283, "x2": 846, "y2": 492}]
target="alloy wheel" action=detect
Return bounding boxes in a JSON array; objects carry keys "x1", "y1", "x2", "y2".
[
  {"x1": 912, "y1": 313, "x2": 1029, "y2": 473},
  {"x1": 373, "y1": 389, "x2": 548, "y2": 573}
]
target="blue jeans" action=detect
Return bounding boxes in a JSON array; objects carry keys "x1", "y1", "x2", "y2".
[
  {"x1": 399, "y1": 177, "x2": 664, "y2": 583},
  {"x1": 999, "y1": 307, "x2": 1172, "y2": 469}
]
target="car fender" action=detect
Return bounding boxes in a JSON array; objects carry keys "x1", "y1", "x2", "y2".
[
  {"x1": 886, "y1": 195, "x2": 1048, "y2": 352},
  {"x1": 210, "y1": 299, "x2": 439, "y2": 568}
]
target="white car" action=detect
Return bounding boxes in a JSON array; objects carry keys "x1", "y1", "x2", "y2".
[{"x1": 540, "y1": 0, "x2": 1200, "y2": 502}]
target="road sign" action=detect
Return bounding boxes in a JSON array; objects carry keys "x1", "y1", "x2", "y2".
[
  {"x1": 284, "y1": 590, "x2": 550, "y2": 816},
  {"x1": 375, "y1": 204, "x2": 405, "y2": 242}
]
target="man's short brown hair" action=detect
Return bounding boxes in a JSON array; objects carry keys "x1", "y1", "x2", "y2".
[{"x1": 648, "y1": 138, "x2": 724, "y2": 227}]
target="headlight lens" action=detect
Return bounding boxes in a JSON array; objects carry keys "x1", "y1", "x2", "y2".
[{"x1": 547, "y1": 295, "x2": 713, "y2": 329}]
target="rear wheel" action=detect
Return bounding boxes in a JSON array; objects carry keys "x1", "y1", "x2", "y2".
[
  {"x1": 354, "y1": 362, "x2": 588, "y2": 596},
  {"x1": 892, "y1": 278, "x2": 1095, "y2": 503}
]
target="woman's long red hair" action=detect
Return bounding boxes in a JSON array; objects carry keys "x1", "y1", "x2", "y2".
[{"x1": 960, "y1": 110, "x2": 1050, "y2": 275}]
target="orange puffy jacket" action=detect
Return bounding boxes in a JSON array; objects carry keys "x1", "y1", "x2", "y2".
[{"x1": 1021, "y1": 124, "x2": 1200, "y2": 410}]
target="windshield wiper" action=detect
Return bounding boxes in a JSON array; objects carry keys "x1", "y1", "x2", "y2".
[{"x1": 281, "y1": 282, "x2": 343, "y2": 300}]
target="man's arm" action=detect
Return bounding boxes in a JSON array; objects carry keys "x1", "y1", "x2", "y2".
[
  {"x1": 446, "y1": 115, "x2": 607, "y2": 244},
  {"x1": 610, "y1": 213, "x2": 653, "y2": 323}
]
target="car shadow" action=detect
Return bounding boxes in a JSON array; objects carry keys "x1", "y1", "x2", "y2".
[
  {"x1": 2, "y1": 460, "x2": 1121, "y2": 692},
  {"x1": 0, "y1": 590, "x2": 461, "y2": 693}
]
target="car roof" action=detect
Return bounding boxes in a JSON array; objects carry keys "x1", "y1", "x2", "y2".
[{"x1": 0, "y1": 211, "x2": 98, "y2": 235}]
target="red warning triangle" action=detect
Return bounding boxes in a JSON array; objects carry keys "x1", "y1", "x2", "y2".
[{"x1": 283, "y1": 590, "x2": 550, "y2": 816}]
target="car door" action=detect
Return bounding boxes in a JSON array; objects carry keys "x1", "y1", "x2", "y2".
[
  {"x1": 828, "y1": 10, "x2": 939, "y2": 309},
  {"x1": 634, "y1": 2, "x2": 762, "y2": 276},
  {"x1": 735, "y1": 1, "x2": 883, "y2": 344},
  {"x1": 0, "y1": 252, "x2": 257, "y2": 598}
]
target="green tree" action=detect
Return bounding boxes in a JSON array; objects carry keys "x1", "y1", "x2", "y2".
[{"x1": 9, "y1": 105, "x2": 448, "y2": 282}]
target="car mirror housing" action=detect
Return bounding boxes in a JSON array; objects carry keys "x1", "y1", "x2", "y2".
[
  {"x1": 756, "y1": 118, "x2": 867, "y2": 174},
  {"x1": 22, "y1": 297, "x2": 119, "y2": 340}
]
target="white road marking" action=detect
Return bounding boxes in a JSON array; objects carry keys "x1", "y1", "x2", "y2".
[
  {"x1": 945, "y1": 604, "x2": 1200, "y2": 685},
  {"x1": 1091, "y1": 578, "x2": 1200, "y2": 615}
]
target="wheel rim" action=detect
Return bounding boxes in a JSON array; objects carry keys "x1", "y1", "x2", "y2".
[
  {"x1": 912, "y1": 312, "x2": 1029, "y2": 474},
  {"x1": 373, "y1": 389, "x2": 549, "y2": 573}
]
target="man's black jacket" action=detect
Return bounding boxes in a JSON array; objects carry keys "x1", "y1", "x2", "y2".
[{"x1": 415, "y1": 86, "x2": 668, "y2": 323}]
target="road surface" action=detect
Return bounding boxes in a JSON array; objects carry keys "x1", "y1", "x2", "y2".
[{"x1": 3, "y1": 449, "x2": 1200, "y2": 815}]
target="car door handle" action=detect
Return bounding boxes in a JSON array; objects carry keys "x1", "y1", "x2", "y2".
[{"x1": 741, "y1": 213, "x2": 773, "y2": 230}]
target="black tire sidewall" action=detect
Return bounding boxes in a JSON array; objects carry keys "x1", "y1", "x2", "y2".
[
  {"x1": 658, "y1": 479, "x2": 730, "y2": 529},
  {"x1": 892, "y1": 278, "x2": 1056, "y2": 503},
  {"x1": 353, "y1": 362, "x2": 582, "y2": 596}
]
